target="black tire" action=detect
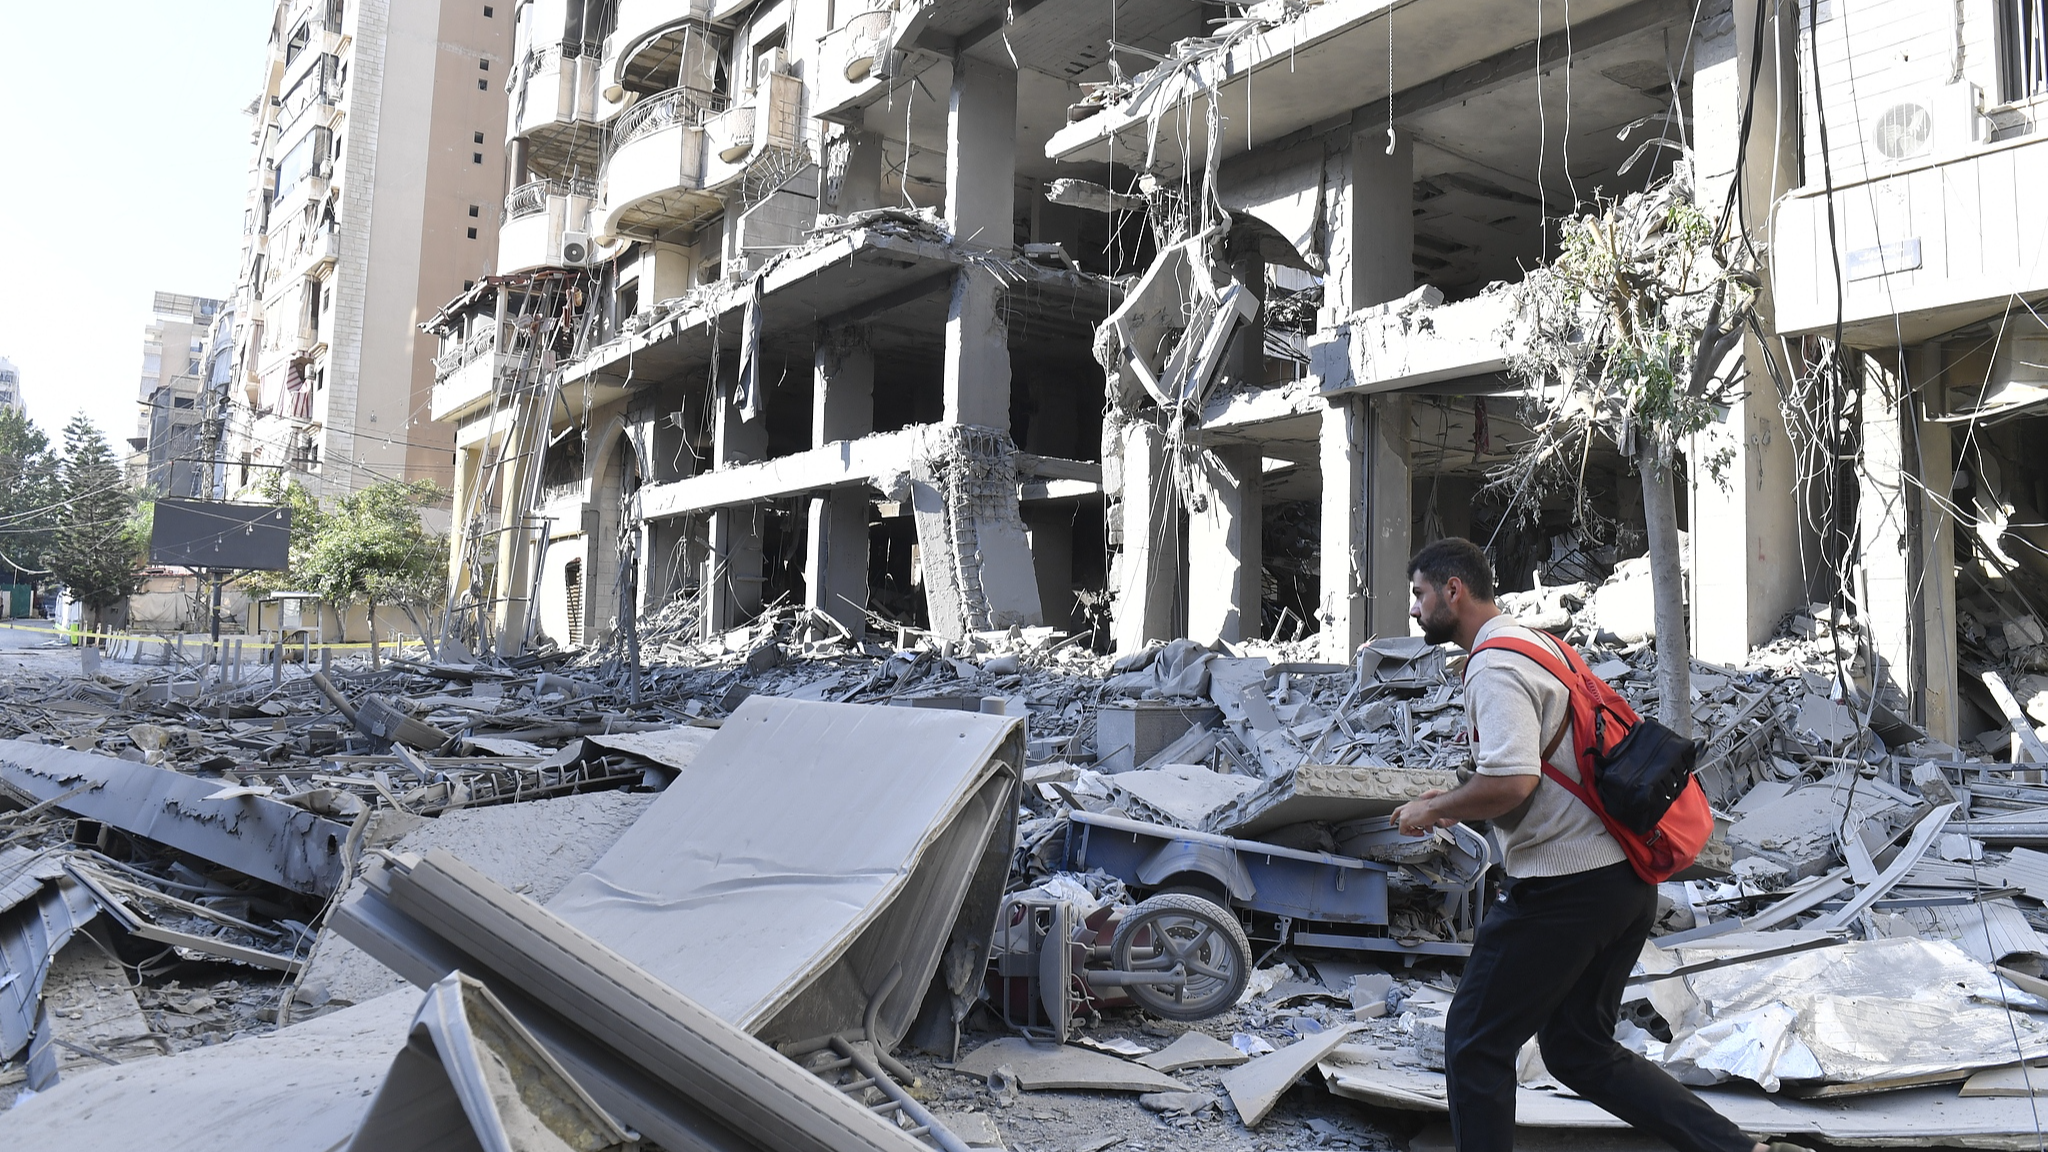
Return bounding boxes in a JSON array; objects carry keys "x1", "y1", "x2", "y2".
[{"x1": 1108, "y1": 893, "x2": 1253, "y2": 1021}]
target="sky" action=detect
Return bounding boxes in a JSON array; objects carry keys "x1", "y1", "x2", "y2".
[{"x1": 0, "y1": 0, "x2": 274, "y2": 450}]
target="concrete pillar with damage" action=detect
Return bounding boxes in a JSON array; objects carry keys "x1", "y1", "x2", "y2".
[
  {"x1": 909, "y1": 425, "x2": 1044, "y2": 638},
  {"x1": 806, "y1": 327, "x2": 875, "y2": 638},
  {"x1": 1315, "y1": 129, "x2": 1414, "y2": 660},
  {"x1": 1859, "y1": 346, "x2": 1959, "y2": 744},
  {"x1": 1187, "y1": 446, "x2": 1263, "y2": 645},
  {"x1": 943, "y1": 55, "x2": 1017, "y2": 429},
  {"x1": 1689, "y1": 0, "x2": 1812, "y2": 664},
  {"x1": 1321, "y1": 395, "x2": 1410, "y2": 660},
  {"x1": 706, "y1": 365, "x2": 768, "y2": 635},
  {"x1": 1113, "y1": 419, "x2": 1181, "y2": 653}
]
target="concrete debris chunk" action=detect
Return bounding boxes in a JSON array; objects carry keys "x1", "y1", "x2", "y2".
[
  {"x1": 955, "y1": 1038, "x2": 1193, "y2": 1093},
  {"x1": 343, "y1": 972, "x2": 636, "y2": 1152},
  {"x1": 1136, "y1": 1029, "x2": 1252, "y2": 1072}
]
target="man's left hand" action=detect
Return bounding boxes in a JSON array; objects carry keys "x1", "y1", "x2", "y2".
[{"x1": 1392, "y1": 789, "x2": 1456, "y2": 837}]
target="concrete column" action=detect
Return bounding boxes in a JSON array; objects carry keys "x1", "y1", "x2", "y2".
[
  {"x1": 1687, "y1": 355, "x2": 1810, "y2": 664},
  {"x1": 1321, "y1": 399, "x2": 1367, "y2": 659},
  {"x1": 1187, "y1": 447, "x2": 1264, "y2": 645},
  {"x1": 1686, "y1": 0, "x2": 1808, "y2": 665},
  {"x1": 944, "y1": 57, "x2": 1017, "y2": 252},
  {"x1": 805, "y1": 328, "x2": 875, "y2": 637},
  {"x1": 1860, "y1": 346, "x2": 1958, "y2": 743},
  {"x1": 1319, "y1": 395, "x2": 1410, "y2": 659},
  {"x1": 1024, "y1": 506, "x2": 1077, "y2": 632},
  {"x1": 942, "y1": 56, "x2": 1017, "y2": 430},
  {"x1": 1328, "y1": 130, "x2": 1414, "y2": 315},
  {"x1": 1113, "y1": 420, "x2": 1181, "y2": 653},
  {"x1": 1365, "y1": 395, "x2": 1412, "y2": 638},
  {"x1": 1225, "y1": 253, "x2": 1268, "y2": 392},
  {"x1": 706, "y1": 364, "x2": 768, "y2": 634}
]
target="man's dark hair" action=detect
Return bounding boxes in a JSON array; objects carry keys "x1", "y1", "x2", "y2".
[{"x1": 1408, "y1": 537, "x2": 1496, "y2": 602}]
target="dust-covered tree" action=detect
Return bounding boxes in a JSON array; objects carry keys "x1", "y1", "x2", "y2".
[
  {"x1": 48, "y1": 413, "x2": 147, "y2": 633},
  {"x1": 1498, "y1": 163, "x2": 1753, "y2": 737},
  {"x1": 246, "y1": 477, "x2": 447, "y2": 648}
]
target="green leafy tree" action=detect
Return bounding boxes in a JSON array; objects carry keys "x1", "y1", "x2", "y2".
[
  {"x1": 48, "y1": 414, "x2": 146, "y2": 632},
  {"x1": 246, "y1": 477, "x2": 448, "y2": 647},
  {"x1": 0, "y1": 408, "x2": 64, "y2": 582},
  {"x1": 1500, "y1": 163, "x2": 1753, "y2": 737}
]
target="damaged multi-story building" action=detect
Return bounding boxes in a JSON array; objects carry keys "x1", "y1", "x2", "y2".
[
  {"x1": 429, "y1": 0, "x2": 2048, "y2": 751},
  {"x1": 225, "y1": 0, "x2": 511, "y2": 500}
]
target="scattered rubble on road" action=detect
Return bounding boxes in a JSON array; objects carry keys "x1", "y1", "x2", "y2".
[{"x1": 6, "y1": 587, "x2": 2048, "y2": 1149}]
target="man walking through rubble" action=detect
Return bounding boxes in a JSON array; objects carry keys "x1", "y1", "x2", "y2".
[{"x1": 1388, "y1": 537, "x2": 1803, "y2": 1152}]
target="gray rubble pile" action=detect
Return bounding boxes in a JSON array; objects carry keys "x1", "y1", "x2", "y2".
[{"x1": 8, "y1": 576, "x2": 2048, "y2": 1150}]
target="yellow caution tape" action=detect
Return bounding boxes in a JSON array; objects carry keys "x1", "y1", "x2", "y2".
[{"x1": 9, "y1": 619, "x2": 391, "y2": 652}]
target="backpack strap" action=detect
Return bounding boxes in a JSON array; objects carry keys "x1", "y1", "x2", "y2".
[{"x1": 1468, "y1": 634, "x2": 1581, "y2": 777}]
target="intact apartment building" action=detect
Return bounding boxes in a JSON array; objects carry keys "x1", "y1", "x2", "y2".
[
  {"x1": 223, "y1": 0, "x2": 511, "y2": 501},
  {"x1": 132, "y1": 292, "x2": 226, "y2": 495},
  {"x1": 428, "y1": 0, "x2": 2048, "y2": 751}
]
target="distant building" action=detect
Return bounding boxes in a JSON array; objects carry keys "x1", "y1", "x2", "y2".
[
  {"x1": 223, "y1": 0, "x2": 509, "y2": 500},
  {"x1": 0, "y1": 357, "x2": 24, "y2": 417},
  {"x1": 133, "y1": 292, "x2": 226, "y2": 496}
]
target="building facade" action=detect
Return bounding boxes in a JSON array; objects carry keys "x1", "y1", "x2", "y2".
[
  {"x1": 224, "y1": 0, "x2": 511, "y2": 501},
  {"x1": 133, "y1": 292, "x2": 226, "y2": 495},
  {"x1": 425, "y1": 0, "x2": 2048, "y2": 752}
]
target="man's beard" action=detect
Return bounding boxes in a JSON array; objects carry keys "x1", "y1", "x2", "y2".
[{"x1": 1418, "y1": 606, "x2": 1457, "y2": 645}]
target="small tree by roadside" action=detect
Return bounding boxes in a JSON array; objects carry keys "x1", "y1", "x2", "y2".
[
  {"x1": 1497, "y1": 163, "x2": 1754, "y2": 739},
  {"x1": 243, "y1": 477, "x2": 448, "y2": 651},
  {"x1": 47, "y1": 414, "x2": 147, "y2": 635},
  {"x1": 0, "y1": 408, "x2": 64, "y2": 584}
]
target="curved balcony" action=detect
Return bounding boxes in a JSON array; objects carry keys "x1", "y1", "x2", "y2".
[
  {"x1": 597, "y1": 72, "x2": 804, "y2": 240},
  {"x1": 812, "y1": 2, "x2": 942, "y2": 124},
  {"x1": 498, "y1": 178, "x2": 616, "y2": 273},
  {"x1": 511, "y1": 43, "x2": 609, "y2": 180},
  {"x1": 596, "y1": 87, "x2": 724, "y2": 239},
  {"x1": 605, "y1": 0, "x2": 720, "y2": 99}
]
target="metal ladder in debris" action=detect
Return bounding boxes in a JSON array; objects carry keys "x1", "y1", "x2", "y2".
[{"x1": 786, "y1": 1033, "x2": 973, "y2": 1152}]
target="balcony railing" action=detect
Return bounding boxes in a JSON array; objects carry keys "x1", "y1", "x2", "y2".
[
  {"x1": 434, "y1": 326, "x2": 505, "y2": 380},
  {"x1": 501, "y1": 177, "x2": 596, "y2": 224},
  {"x1": 611, "y1": 85, "x2": 727, "y2": 153}
]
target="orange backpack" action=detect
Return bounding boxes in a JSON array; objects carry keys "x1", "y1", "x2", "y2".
[{"x1": 1469, "y1": 634, "x2": 1715, "y2": 884}]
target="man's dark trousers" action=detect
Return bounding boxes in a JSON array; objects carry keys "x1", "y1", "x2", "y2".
[{"x1": 1443, "y1": 860, "x2": 1754, "y2": 1152}]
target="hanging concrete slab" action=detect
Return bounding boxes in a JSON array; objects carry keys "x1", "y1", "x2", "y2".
[{"x1": 0, "y1": 739, "x2": 351, "y2": 896}]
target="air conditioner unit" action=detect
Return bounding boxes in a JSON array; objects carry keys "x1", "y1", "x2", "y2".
[
  {"x1": 561, "y1": 231, "x2": 593, "y2": 265},
  {"x1": 1869, "y1": 82, "x2": 1985, "y2": 163}
]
